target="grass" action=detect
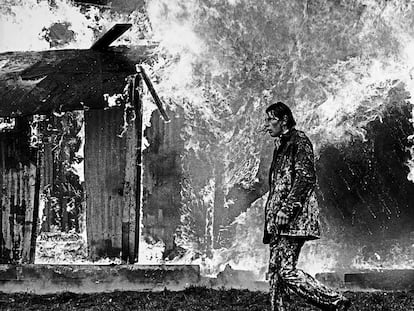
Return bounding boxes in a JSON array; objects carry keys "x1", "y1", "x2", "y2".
[{"x1": 0, "y1": 287, "x2": 413, "y2": 310}]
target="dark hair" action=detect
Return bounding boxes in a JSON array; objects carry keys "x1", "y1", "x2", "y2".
[{"x1": 265, "y1": 102, "x2": 296, "y2": 128}]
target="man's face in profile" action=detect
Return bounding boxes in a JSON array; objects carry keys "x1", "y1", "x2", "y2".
[{"x1": 264, "y1": 112, "x2": 283, "y2": 137}]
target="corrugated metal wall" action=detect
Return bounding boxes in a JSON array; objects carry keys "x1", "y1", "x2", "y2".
[
  {"x1": 85, "y1": 108, "x2": 138, "y2": 260},
  {"x1": 0, "y1": 123, "x2": 38, "y2": 263},
  {"x1": 142, "y1": 109, "x2": 184, "y2": 253}
]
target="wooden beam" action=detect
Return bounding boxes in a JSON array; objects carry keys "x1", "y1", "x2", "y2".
[
  {"x1": 122, "y1": 77, "x2": 137, "y2": 263},
  {"x1": 91, "y1": 24, "x2": 132, "y2": 50},
  {"x1": 138, "y1": 66, "x2": 170, "y2": 122},
  {"x1": 133, "y1": 74, "x2": 143, "y2": 263}
]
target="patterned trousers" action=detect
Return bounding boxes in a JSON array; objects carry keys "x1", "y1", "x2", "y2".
[{"x1": 269, "y1": 236, "x2": 344, "y2": 311}]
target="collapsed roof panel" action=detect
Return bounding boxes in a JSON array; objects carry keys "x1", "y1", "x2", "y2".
[{"x1": 0, "y1": 46, "x2": 152, "y2": 117}]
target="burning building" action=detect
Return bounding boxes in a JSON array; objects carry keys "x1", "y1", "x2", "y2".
[
  {"x1": 0, "y1": 21, "x2": 173, "y2": 264},
  {"x1": 1, "y1": 0, "x2": 414, "y2": 285}
]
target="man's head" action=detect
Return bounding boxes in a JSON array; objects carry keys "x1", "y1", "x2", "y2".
[{"x1": 264, "y1": 102, "x2": 296, "y2": 137}]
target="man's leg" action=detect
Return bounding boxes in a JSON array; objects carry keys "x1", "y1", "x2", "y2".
[
  {"x1": 269, "y1": 237, "x2": 291, "y2": 311},
  {"x1": 269, "y1": 272, "x2": 289, "y2": 311},
  {"x1": 276, "y1": 237, "x2": 348, "y2": 310}
]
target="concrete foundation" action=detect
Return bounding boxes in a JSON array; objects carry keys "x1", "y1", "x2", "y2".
[
  {"x1": 0, "y1": 264, "x2": 200, "y2": 294},
  {"x1": 315, "y1": 272, "x2": 345, "y2": 289},
  {"x1": 344, "y1": 269, "x2": 414, "y2": 291},
  {"x1": 316, "y1": 270, "x2": 414, "y2": 291},
  {"x1": 203, "y1": 266, "x2": 269, "y2": 292},
  {"x1": 7, "y1": 265, "x2": 411, "y2": 294}
]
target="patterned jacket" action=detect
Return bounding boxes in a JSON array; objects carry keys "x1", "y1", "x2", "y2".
[{"x1": 263, "y1": 128, "x2": 321, "y2": 244}]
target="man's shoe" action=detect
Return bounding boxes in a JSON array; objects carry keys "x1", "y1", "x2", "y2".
[{"x1": 334, "y1": 297, "x2": 351, "y2": 311}]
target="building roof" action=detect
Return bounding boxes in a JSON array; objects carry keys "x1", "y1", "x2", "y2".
[{"x1": 0, "y1": 45, "x2": 154, "y2": 117}]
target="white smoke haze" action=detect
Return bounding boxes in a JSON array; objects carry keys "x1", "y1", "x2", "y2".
[{"x1": 2, "y1": 0, "x2": 414, "y2": 280}]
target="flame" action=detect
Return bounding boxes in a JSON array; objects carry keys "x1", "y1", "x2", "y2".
[
  {"x1": 1, "y1": 0, "x2": 94, "y2": 51},
  {"x1": 351, "y1": 240, "x2": 414, "y2": 271},
  {"x1": 144, "y1": 0, "x2": 414, "y2": 280},
  {"x1": 71, "y1": 120, "x2": 85, "y2": 183},
  {"x1": 0, "y1": 0, "x2": 149, "y2": 52}
]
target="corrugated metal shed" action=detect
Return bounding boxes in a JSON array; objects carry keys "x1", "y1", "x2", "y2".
[{"x1": 0, "y1": 26, "x2": 163, "y2": 262}]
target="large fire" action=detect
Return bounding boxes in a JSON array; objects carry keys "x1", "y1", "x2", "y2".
[
  {"x1": 2, "y1": 0, "x2": 414, "y2": 280},
  {"x1": 145, "y1": 0, "x2": 414, "y2": 278}
]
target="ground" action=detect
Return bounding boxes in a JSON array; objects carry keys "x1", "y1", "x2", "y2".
[{"x1": 0, "y1": 287, "x2": 413, "y2": 310}]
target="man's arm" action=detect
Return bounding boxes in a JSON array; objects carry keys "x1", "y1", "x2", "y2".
[{"x1": 280, "y1": 135, "x2": 316, "y2": 219}]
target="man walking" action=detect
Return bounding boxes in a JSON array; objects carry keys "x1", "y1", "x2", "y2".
[{"x1": 263, "y1": 102, "x2": 351, "y2": 311}]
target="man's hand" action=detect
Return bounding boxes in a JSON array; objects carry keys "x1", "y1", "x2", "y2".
[{"x1": 275, "y1": 210, "x2": 289, "y2": 226}]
